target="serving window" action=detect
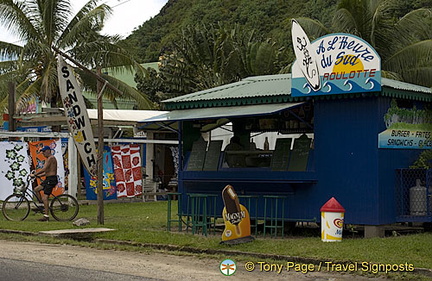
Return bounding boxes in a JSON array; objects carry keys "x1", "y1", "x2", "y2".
[{"x1": 184, "y1": 102, "x2": 314, "y2": 172}]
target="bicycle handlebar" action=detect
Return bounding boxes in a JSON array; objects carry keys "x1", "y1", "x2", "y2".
[
  {"x1": 28, "y1": 171, "x2": 41, "y2": 183},
  {"x1": 29, "y1": 170, "x2": 42, "y2": 178}
]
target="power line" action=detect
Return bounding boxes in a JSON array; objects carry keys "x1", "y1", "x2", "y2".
[{"x1": 111, "y1": 0, "x2": 132, "y2": 9}]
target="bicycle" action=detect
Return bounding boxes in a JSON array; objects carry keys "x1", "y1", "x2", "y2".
[{"x1": 2, "y1": 174, "x2": 79, "y2": 221}]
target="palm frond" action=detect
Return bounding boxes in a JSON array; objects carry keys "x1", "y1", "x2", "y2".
[
  {"x1": 384, "y1": 40, "x2": 432, "y2": 70},
  {"x1": 40, "y1": 0, "x2": 72, "y2": 44},
  {"x1": 384, "y1": 40, "x2": 432, "y2": 87},
  {"x1": 78, "y1": 68, "x2": 154, "y2": 109},
  {"x1": 293, "y1": 17, "x2": 331, "y2": 40},
  {"x1": 0, "y1": 0, "x2": 40, "y2": 41},
  {"x1": 58, "y1": 1, "x2": 111, "y2": 48},
  {"x1": 394, "y1": 8, "x2": 432, "y2": 42},
  {"x1": 14, "y1": 74, "x2": 42, "y2": 112},
  {"x1": 102, "y1": 74, "x2": 154, "y2": 109},
  {"x1": 381, "y1": 70, "x2": 403, "y2": 81},
  {"x1": 0, "y1": 41, "x2": 23, "y2": 60},
  {"x1": 332, "y1": 8, "x2": 360, "y2": 36},
  {"x1": 401, "y1": 67, "x2": 432, "y2": 88},
  {"x1": 0, "y1": 95, "x2": 8, "y2": 115}
]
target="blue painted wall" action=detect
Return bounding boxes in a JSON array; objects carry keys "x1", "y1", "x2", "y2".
[
  {"x1": 311, "y1": 96, "x2": 423, "y2": 225},
  {"x1": 312, "y1": 97, "x2": 380, "y2": 224}
]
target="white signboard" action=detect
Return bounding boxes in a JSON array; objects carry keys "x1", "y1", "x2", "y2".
[
  {"x1": 379, "y1": 129, "x2": 432, "y2": 149},
  {"x1": 57, "y1": 56, "x2": 97, "y2": 176},
  {"x1": 378, "y1": 102, "x2": 432, "y2": 149},
  {"x1": 291, "y1": 19, "x2": 381, "y2": 97}
]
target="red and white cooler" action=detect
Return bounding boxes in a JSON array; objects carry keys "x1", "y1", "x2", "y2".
[{"x1": 320, "y1": 197, "x2": 345, "y2": 242}]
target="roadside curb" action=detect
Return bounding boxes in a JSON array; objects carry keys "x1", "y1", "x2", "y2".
[
  {"x1": 0, "y1": 229, "x2": 37, "y2": 236},
  {"x1": 94, "y1": 238, "x2": 432, "y2": 278},
  {"x1": 1, "y1": 229, "x2": 431, "y2": 278},
  {"x1": 95, "y1": 238, "x2": 324, "y2": 264}
]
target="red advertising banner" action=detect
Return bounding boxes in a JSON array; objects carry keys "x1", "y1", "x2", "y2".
[{"x1": 111, "y1": 144, "x2": 143, "y2": 198}]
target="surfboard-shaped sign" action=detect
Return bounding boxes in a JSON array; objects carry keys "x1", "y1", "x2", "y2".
[
  {"x1": 291, "y1": 19, "x2": 321, "y2": 92},
  {"x1": 57, "y1": 56, "x2": 97, "y2": 176}
]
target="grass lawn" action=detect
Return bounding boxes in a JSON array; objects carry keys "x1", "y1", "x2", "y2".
[{"x1": 0, "y1": 200, "x2": 431, "y2": 279}]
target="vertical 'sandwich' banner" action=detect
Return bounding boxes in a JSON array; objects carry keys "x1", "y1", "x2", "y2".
[
  {"x1": 291, "y1": 19, "x2": 381, "y2": 97},
  {"x1": 57, "y1": 56, "x2": 97, "y2": 176}
]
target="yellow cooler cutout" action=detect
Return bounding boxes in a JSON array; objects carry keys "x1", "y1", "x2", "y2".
[
  {"x1": 220, "y1": 185, "x2": 254, "y2": 244},
  {"x1": 222, "y1": 204, "x2": 251, "y2": 241}
]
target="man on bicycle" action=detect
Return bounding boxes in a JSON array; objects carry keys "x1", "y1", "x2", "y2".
[{"x1": 30, "y1": 145, "x2": 58, "y2": 221}]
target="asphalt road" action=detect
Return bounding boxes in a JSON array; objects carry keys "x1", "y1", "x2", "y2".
[
  {"x1": 0, "y1": 240, "x2": 386, "y2": 280},
  {"x1": 0, "y1": 257, "x2": 158, "y2": 281}
]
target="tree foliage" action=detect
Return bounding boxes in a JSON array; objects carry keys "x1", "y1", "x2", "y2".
[
  {"x1": 135, "y1": 23, "x2": 290, "y2": 102},
  {"x1": 0, "y1": 0, "x2": 153, "y2": 114}
]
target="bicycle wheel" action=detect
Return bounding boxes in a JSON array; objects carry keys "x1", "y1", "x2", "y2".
[
  {"x1": 50, "y1": 194, "x2": 79, "y2": 221},
  {"x1": 2, "y1": 194, "x2": 30, "y2": 221}
]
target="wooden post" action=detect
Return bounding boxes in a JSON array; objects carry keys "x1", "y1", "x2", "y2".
[
  {"x1": 145, "y1": 132, "x2": 154, "y2": 180},
  {"x1": 68, "y1": 136, "x2": 79, "y2": 198},
  {"x1": 96, "y1": 68, "x2": 104, "y2": 225}
]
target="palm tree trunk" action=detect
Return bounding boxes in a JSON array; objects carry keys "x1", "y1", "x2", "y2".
[{"x1": 8, "y1": 82, "x2": 16, "y2": 132}]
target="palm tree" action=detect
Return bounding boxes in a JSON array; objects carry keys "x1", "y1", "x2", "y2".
[
  {"x1": 0, "y1": 0, "x2": 153, "y2": 115},
  {"x1": 295, "y1": 0, "x2": 432, "y2": 87}
]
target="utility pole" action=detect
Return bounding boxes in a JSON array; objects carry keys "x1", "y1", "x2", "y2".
[{"x1": 96, "y1": 67, "x2": 105, "y2": 225}]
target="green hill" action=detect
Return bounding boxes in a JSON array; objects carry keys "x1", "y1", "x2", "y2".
[
  {"x1": 125, "y1": 0, "x2": 338, "y2": 62},
  {"x1": 125, "y1": 0, "x2": 429, "y2": 63}
]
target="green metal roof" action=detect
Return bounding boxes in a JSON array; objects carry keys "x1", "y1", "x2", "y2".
[
  {"x1": 162, "y1": 74, "x2": 432, "y2": 110},
  {"x1": 162, "y1": 74, "x2": 297, "y2": 110},
  {"x1": 381, "y1": 78, "x2": 432, "y2": 101},
  {"x1": 382, "y1": 78, "x2": 432, "y2": 93}
]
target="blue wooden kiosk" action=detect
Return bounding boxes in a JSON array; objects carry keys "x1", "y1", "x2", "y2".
[
  {"x1": 140, "y1": 32, "x2": 432, "y2": 236},
  {"x1": 141, "y1": 74, "x2": 431, "y2": 233}
]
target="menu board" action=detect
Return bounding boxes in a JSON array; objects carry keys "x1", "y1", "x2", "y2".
[
  {"x1": 186, "y1": 138, "x2": 207, "y2": 171},
  {"x1": 288, "y1": 135, "x2": 311, "y2": 172},
  {"x1": 271, "y1": 138, "x2": 292, "y2": 171},
  {"x1": 203, "y1": 140, "x2": 223, "y2": 171}
]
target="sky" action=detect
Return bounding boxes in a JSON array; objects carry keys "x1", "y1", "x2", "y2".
[{"x1": 0, "y1": 0, "x2": 169, "y2": 45}]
